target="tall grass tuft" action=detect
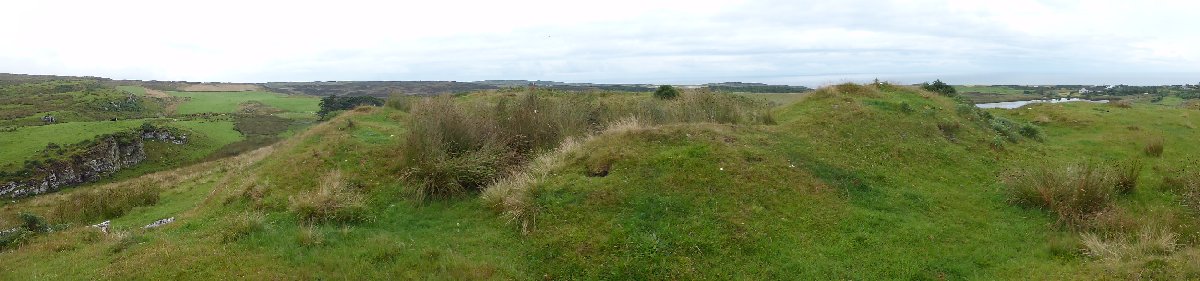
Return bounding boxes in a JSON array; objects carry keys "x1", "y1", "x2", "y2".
[
  {"x1": 288, "y1": 170, "x2": 369, "y2": 224},
  {"x1": 1006, "y1": 163, "x2": 1118, "y2": 228},
  {"x1": 1113, "y1": 158, "x2": 1142, "y2": 194},
  {"x1": 50, "y1": 184, "x2": 159, "y2": 224},
  {"x1": 1144, "y1": 138, "x2": 1164, "y2": 157}
]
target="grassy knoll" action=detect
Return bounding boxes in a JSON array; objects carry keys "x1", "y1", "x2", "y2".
[
  {"x1": 3, "y1": 85, "x2": 1200, "y2": 279},
  {"x1": 167, "y1": 91, "x2": 318, "y2": 114}
]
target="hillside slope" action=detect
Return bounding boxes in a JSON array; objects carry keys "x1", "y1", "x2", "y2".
[{"x1": 3, "y1": 84, "x2": 1199, "y2": 279}]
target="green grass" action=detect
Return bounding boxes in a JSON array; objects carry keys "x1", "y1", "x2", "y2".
[
  {"x1": 116, "y1": 86, "x2": 146, "y2": 96},
  {"x1": 166, "y1": 91, "x2": 318, "y2": 114},
  {"x1": 4, "y1": 85, "x2": 1200, "y2": 279}
]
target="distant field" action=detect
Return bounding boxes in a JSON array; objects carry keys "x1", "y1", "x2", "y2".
[
  {"x1": 166, "y1": 91, "x2": 319, "y2": 114},
  {"x1": 0, "y1": 119, "x2": 151, "y2": 170},
  {"x1": 954, "y1": 85, "x2": 1027, "y2": 94},
  {"x1": 116, "y1": 85, "x2": 146, "y2": 96},
  {"x1": 172, "y1": 119, "x2": 244, "y2": 145}
]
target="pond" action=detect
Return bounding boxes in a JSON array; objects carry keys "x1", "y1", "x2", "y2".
[{"x1": 974, "y1": 98, "x2": 1109, "y2": 109}]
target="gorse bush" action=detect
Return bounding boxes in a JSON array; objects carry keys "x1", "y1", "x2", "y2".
[
  {"x1": 403, "y1": 90, "x2": 773, "y2": 200},
  {"x1": 1006, "y1": 163, "x2": 1120, "y2": 229}
]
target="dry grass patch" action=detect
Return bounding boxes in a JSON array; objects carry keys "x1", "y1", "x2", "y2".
[
  {"x1": 1005, "y1": 163, "x2": 1120, "y2": 229},
  {"x1": 288, "y1": 170, "x2": 369, "y2": 224}
]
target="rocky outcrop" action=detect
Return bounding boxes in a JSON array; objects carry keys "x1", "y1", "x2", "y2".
[
  {"x1": 0, "y1": 135, "x2": 145, "y2": 198},
  {"x1": 0, "y1": 125, "x2": 189, "y2": 199},
  {"x1": 141, "y1": 128, "x2": 188, "y2": 145}
]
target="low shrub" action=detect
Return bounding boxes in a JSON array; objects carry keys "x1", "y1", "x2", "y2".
[
  {"x1": 288, "y1": 170, "x2": 369, "y2": 224},
  {"x1": 990, "y1": 117, "x2": 1020, "y2": 142},
  {"x1": 653, "y1": 85, "x2": 680, "y2": 100},
  {"x1": 18, "y1": 212, "x2": 50, "y2": 233},
  {"x1": 990, "y1": 135, "x2": 1006, "y2": 150},
  {"x1": 1006, "y1": 163, "x2": 1118, "y2": 229},
  {"x1": 1018, "y1": 123, "x2": 1043, "y2": 141},
  {"x1": 0, "y1": 228, "x2": 32, "y2": 250}
]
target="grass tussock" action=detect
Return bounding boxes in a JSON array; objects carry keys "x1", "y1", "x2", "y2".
[
  {"x1": 1005, "y1": 163, "x2": 1121, "y2": 228},
  {"x1": 1082, "y1": 226, "x2": 1177, "y2": 261},
  {"x1": 403, "y1": 90, "x2": 771, "y2": 200},
  {"x1": 1144, "y1": 137, "x2": 1164, "y2": 157},
  {"x1": 49, "y1": 184, "x2": 159, "y2": 224},
  {"x1": 288, "y1": 170, "x2": 369, "y2": 224},
  {"x1": 297, "y1": 224, "x2": 324, "y2": 247},
  {"x1": 221, "y1": 211, "x2": 267, "y2": 242},
  {"x1": 1111, "y1": 100, "x2": 1134, "y2": 108},
  {"x1": 1113, "y1": 158, "x2": 1142, "y2": 194},
  {"x1": 480, "y1": 118, "x2": 652, "y2": 233}
]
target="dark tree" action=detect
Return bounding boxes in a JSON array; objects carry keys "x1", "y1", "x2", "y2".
[
  {"x1": 654, "y1": 85, "x2": 680, "y2": 100},
  {"x1": 921, "y1": 80, "x2": 957, "y2": 97}
]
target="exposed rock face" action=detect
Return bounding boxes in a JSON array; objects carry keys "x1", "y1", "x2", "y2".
[{"x1": 0, "y1": 136, "x2": 146, "y2": 198}]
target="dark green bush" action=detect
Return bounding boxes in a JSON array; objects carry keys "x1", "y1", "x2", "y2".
[
  {"x1": 921, "y1": 79, "x2": 957, "y2": 97},
  {"x1": 653, "y1": 85, "x2": 680, "y2": 100},
  {"x1": 1018, "y1": 123, "x2": 1043, "y2": 140},
  {"x1": 19, "y1": 212, "x2": 49, "y2": 233}
]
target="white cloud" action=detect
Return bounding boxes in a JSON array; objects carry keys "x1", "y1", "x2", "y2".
[{"x1": 1, "y1": 0, "x2": 1197, "y2": 85}]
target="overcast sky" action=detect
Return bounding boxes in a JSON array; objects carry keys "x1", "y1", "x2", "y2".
[{"x1": 2, "y1": 0, "x2": 1198, "y2": 86}]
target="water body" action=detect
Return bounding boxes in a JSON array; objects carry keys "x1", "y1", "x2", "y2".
[{"x1": 975, "y1": 98, "x2": 1109, "y2": 109}]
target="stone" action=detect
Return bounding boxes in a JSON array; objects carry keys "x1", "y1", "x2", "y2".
[{"x1": 143, "y1": 217, "x2": 174, "y2": 229}]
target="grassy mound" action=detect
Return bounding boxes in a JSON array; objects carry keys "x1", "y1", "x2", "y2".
[{"x1": 3, "y1": 84, "x2": 1200, "y2": 279}]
